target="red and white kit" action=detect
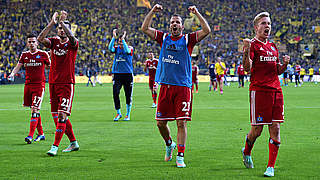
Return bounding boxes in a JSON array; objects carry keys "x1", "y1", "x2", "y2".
[
  {"x1": 154, "y1": 30, "x2": 198, "y2": 121},
  {"x1": 156, "y1": 85, "x2": 192, "y2": 121},
  {"x1": 145, "y1": 58, "x2": 158, "y2": 89},
  {"x1": 19, "y1": 50, "x2": 50, "y2": 109},
  {"x1": 249, "y1": 37, "x2": 284, "y2": 125},
  {"x1": 48, "y1": 37, "x2": 78, "y2": 115},
  {"x1": 192, "y1": 65, "x2": 199, "y2": 84}
]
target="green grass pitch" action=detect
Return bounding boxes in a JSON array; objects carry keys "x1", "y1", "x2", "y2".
[{"x1": 0, "y1": 82, "x2": 319, "y2": 179}]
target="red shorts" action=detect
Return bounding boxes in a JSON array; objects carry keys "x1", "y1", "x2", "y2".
[
  {"x1": 50, "y1": 84, "x2": 75, "y2": 116},
  {"x1": 250, "y1": 91, "x2": 284, "y2": 125},
  {"x1": 156, "y1": 84, "x2": 192, "y2": 121},
  {"x1": 217, "y1": 74, "x2": 224, "y2": 82},
  {"x1": 23, "y1": 84, "x2": 45, "y2": 110}
]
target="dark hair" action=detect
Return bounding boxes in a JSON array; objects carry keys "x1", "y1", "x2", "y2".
[
  {"x1": 27, "y1": 33, "x2": 37, "y2": 39},
  {"x1": 64, "y1": 20, "x2": 71, "y2": 29}
]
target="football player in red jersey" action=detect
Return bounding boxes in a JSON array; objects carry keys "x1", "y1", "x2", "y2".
[
  {"x1": 8, "y1": 33, "x2": 50, "y2": 144},
  {"x1": 241, "y1": 12, "x2": 290, "y2": 177},
  {"x1": 38, "y1": 11, "x2": 79, "y2": 156},
  {"x1": 237, "y1": 61, "x2": 245, "y2": 88},
  {"x1": 191, "y1": 61, "x2": 199, "y2": 93},
  {"x1": 144, "y1": 52, "x2": 158, "y2": 108},
  {"x1": 142, "y1": 4, "x2": 211, "y2": 168}
]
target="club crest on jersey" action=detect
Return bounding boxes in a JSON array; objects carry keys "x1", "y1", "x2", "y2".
[
  {"x1": 271, "y1": 46, "x2": 275, "y2": 51},
  {"x1": 36, "y1": 55, "x2": 40, "y2": 59},
  {"x1": 64, "y1": 43, "x2": 68, "y2": 47},
  {"x1": 166, "y1": 44, "x2": 183, "y2": 51}
]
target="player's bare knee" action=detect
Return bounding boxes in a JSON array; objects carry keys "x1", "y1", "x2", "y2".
[
  {"x1": 177, "y1": 120, "x2": 186, "y2": 129},
  {"x1": 31, "y1": 107, "x2": 38, "y2": 114},
  {"x1": 251, "y1": 126, "x2": 263, "y2": 138},
  {"x1": 157, "y1": 121, "x2": 166, "y2": 128}
]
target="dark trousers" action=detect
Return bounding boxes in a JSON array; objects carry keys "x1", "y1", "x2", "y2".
[
  {"x1": 238, "y1": 75, "x2": 244, "y2": 87},
  {"x1": 295, "y1": 74, "x2": 300, "y2": 85},
  {"x1": 112, "y1": 73, "x2": 133, "y2": 110}
]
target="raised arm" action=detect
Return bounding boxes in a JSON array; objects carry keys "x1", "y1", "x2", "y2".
[
  {"x1": 277, "y1": 55, "x2": 290, "y2": 75},
  {"x1": 189, "y1": 6, "x2": 211, "y2": 41},
  {"x1": 37, "y1": 12, "x2": 58, "y2": 48},
  {"x1": 121, "y1": 31, "x2": 131, "y2": 54},
  {"x1": 242, "y1": 39, "x2": 252, "y2": 72},
  {"x1": 141, "y1": 4, "x2": 163, "y2": 40},
  {"x1": 59, "y1": 11, "x2": 78, "y2": 46},
  {"x1": 108, "y1": 29, "x2": 117, "y2": 53}
]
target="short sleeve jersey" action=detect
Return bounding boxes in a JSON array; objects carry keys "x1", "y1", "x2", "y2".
[
  {"x1": 48, "y1": 37, "x2": 79, "y2": 84},
  {"x1": 237, "y1": 64, "x2": 245, "y2": 76},
  {"x1": 249, "y1": 37, "x2": 281, "y2": 91},
  {"x1": 208, "y1": 63, "x2": 216, "y2": 77},
  {"x1": 18, "y1": 50, "x2": 50, "y2": 85},
  {"x1": 145, "y1": 58, "x2": 158, "y2": 80},
  {"x1": 215, "y1": 62, "x2": 226, "y2": 75}
]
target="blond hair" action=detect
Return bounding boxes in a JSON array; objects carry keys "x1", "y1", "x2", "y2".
[{"x1": 253, "y1": 12, "x2": 270, "y2": 26}]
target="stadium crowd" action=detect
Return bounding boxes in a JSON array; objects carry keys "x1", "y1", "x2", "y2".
[{"x1": 0, "y1": 0, "x2": 319, "y2": 82}]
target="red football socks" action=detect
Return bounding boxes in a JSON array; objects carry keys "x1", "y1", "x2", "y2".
[
  {"x1": 152, "y1": 92, "x2": 157, "y2": 104},
  {"x1": 53, "y1": 120, "x2": 66, "y2": 147},
  {"x1": 177, "y1": 144, "x2": 185, "y2": 157},
  {"x1": 36, "y1": 114, "x2": 44, "y2": 135},
  {"x1": 65, "y1": 118, "x2": 76, "y2": 142},
  {"x1": 267, "y1": 138, "x2": 280, "y2": 167},
  {"x1": 28, "y1": 117, "x2": 38, "y2": 138},
  {"x1": 52, "y1": 113, "x2": 58, "y2": 126}
]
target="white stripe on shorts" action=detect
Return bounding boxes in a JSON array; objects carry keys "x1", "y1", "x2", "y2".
[
  {"x1": 67, "y1": 84, "x2": 74, "y2": 113},
  {"x1": 251, "y1": 91, "x2": 256, "y2": 124}
]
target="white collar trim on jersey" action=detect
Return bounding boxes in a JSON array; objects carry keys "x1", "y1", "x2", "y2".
[{"x1": 254, "y1": 37, "x2": 268, "y2": 45}]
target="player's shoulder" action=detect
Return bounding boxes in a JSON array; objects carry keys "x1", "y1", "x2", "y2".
[
  {"x1": 153, "y1": 58, "x2": 158, "y2": 62},
  {"x1": 21, "y1": 51, "x2": 30, "y2": 56},
  {"x1": 37, "y1": 50, "x2": 50, "y2": 57}
]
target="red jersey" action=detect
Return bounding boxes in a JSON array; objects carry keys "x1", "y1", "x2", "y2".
[
  {"x1": 145, "y1": 58, "x2": 158, "y2": 80},
  {"x1": 18, "y1": 50, "x2": 50, "y2": 85},
  {"x1": 192, "y1": 65, "x2": 199, "y2": 79},
  {"x1": 295, "y1": 65, "x2": 301, "y2": 75},
  {"x1": 249, "y1": 38, "x2": 281, "y2": 91},
  {"x1": 48, "y1": 37, "x2": 79, "y2": 84},
  {"x1": 237, "y1": 64, "x2": 245, "y2": 75}
]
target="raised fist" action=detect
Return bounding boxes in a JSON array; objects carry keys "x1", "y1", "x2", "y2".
[
  {"x1": 152, "y1": 4, "x2": 163, "y2": 13},
  {"x1": 52, "y1": 12, "x2": 59, "y2": 24},
  {"x1": 59, "y1": 10, "x2": 68, "y2": 22},
  {"x1": 113, "y1": 29, "x2": 117, "y2": 38},
  {"x1": 188, "y1": 6, "x2": 198, "y2": 14}
]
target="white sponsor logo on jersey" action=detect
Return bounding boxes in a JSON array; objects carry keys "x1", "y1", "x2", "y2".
[
  {"x1": 162, "y1": 55, "x2": 179, "y2": 65},
  {"x1": 53, "y1": 49, "x2": 68, "y2": 56}
]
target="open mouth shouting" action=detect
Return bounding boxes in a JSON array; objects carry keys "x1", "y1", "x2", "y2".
[
  {"x1": 264, "y1": 28, "x2": 270, "y2": 36},
  {"x1": 171, "y1": 26, "x2": 179, "y2": 35}
]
